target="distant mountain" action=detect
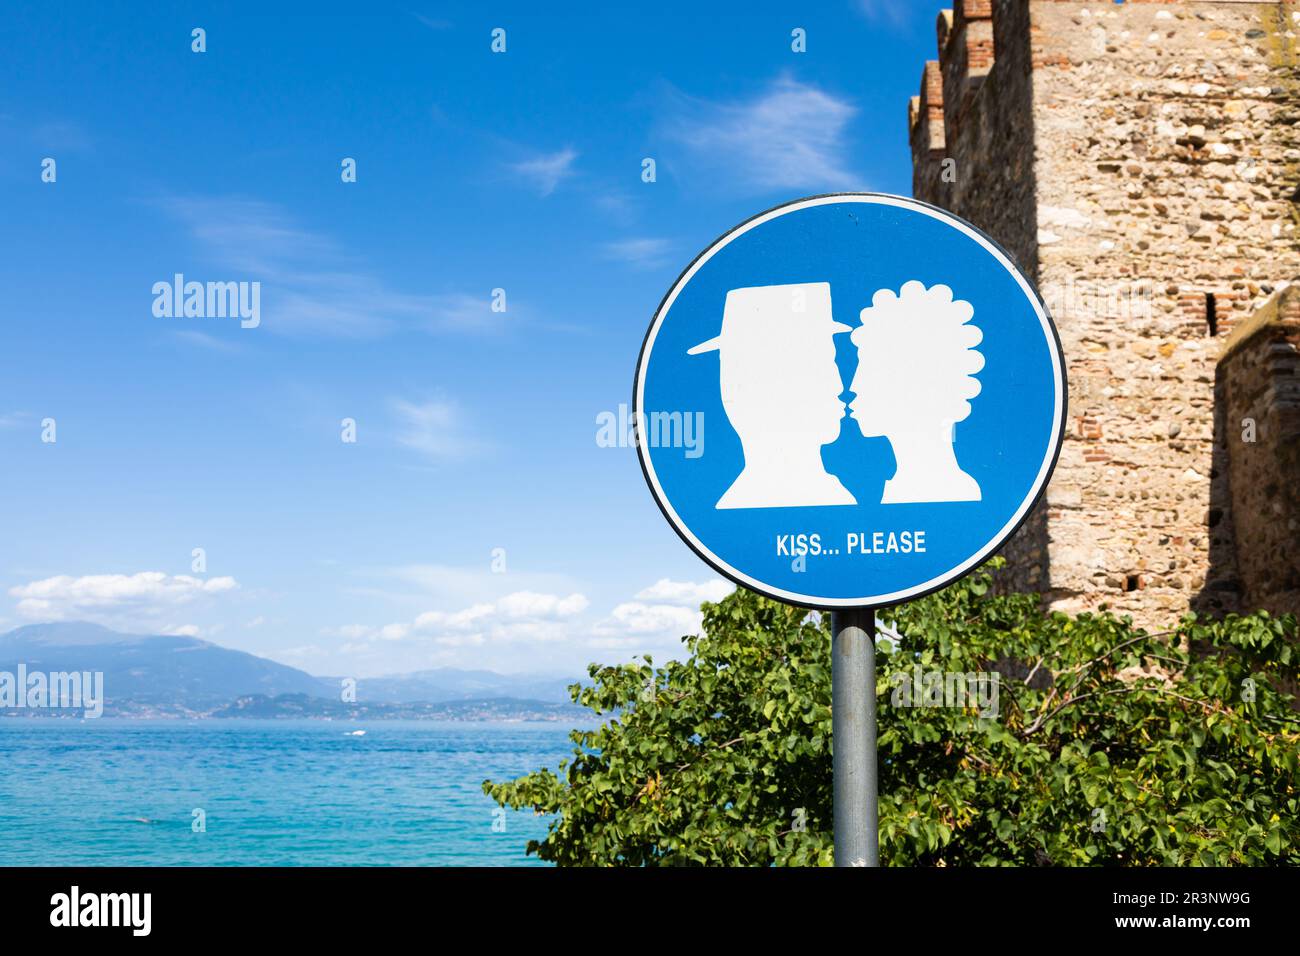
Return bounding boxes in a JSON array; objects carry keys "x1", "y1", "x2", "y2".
[
  {"x1": 0, "y1": 622, "x2": 331, "y2": 712},
  {"x1": 0, "y1": 622, "x2": 581, "y2": 718}
]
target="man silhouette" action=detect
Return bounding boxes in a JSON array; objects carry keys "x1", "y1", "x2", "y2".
[
  {"x1": 848, "y1": 280, "x2": 984, "y2": 504},
  {"x1": 688, "y1": 282, "x2": 856, "y2": 509}
]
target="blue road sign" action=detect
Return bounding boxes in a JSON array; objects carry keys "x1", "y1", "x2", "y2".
[{"x1": 634, "y1": 194, "x2": 1066, "y2": 609}]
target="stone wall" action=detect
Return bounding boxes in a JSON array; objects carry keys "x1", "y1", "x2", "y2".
[
  {"x1": 1214, "y1": 284, "x2": 1300, "y2": 614},
  {"x1": 908, "y1": 0, "x2": 1300, "y2": 625}
]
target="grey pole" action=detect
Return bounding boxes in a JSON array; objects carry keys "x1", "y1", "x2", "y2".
[{"x1": 831, "y1": 607, "x2": 878, "y2": 866}]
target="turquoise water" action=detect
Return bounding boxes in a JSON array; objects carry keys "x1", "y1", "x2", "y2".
[{"x1": 0, "y1": 719, "x2": 579, "y2": 866}]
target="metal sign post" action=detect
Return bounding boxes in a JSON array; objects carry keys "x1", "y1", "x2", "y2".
[{"x1": 831, "y1": 608, "x2": 877, "y2": 866}]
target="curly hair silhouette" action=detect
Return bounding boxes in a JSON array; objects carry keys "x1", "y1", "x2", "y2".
[{"x1": 848, "y1": 280, "x2": 984, "y2": 504}]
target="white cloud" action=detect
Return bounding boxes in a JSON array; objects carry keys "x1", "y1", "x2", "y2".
[
  {"x1": 508, "y1": 147, "x2": 578, "y2": 197},
  {"x1": 661, "y1": 75, "x2": 861, "y2": 193},
  {"x1": 329, "y1": 570, "x2": 718, "y2": 671},
  {"x1": 379, "y1": 623, "x2": 411, "y2": 641},
  {"x1": 600, "y1": 238, "x2": 675, "y2": 270},
  {"x1": 634, "y1": 578, "x2": 733, "y2": 606},
  {"x1": 497, "y1": 591, "x2": 589, "y2": 618},
  {"x1": 391, "y1": 397, "x2": 486, "y2": 461},
  {"x1": 602, "y1": 601, "x2": 704, "y2": 636},
  {"x1": 167, "y1": 624, "x2": 201, "y2": 637},
  {"x1": 334, "y1": 590, "x2": 590, "y2": 651},
  {"x1": 413, "y1": 603, "x2": 495, "y2": 631},
  {"x1": 9, "y1": 572, "x2": 238, "y2": 622}
]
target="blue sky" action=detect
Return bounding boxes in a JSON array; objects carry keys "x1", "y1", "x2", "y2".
[{"x1": 0, "y1": 0, "x2": 935, "y2": 677}]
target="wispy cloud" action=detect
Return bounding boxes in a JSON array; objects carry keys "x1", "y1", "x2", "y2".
[
  {"x1": 351, "y1": 563, "x2": 581, "y2": 608},
  {"x1": 411, "y1": 12, "x2": 452, "y2": 31},
  {"x1": 391, "y1": 397, "x2": 486, "y2": 462},
  {"x1": 160, "y1": 196, "x2": 331, "y2": 275},
  {"x1": 855, "y1": 0, "x2": 911, "y2": 27},
  {"x1": 600, "y1": 237, "x2": 675, "y2": 270},
  {"x1": 659, "y1": 75, "x2": 861, "y2": 193},
  {"x1": 40, "y1": 123, "x2": 92, "y2": 152},
  {"x1": 325, "y1": 571, "x2": 715, "y2": 670},
  {"x1": 507, "y1": 147, "x2": 578, "y2": 197},
  {"x1": 428, "y1": 292, "x2": 508, "y2": 334},
  {"x1": 268, "y1": 644, "x2": 326, "y2": 665},
  {"x1": 10, "y1": 118, "x2": 94, "y2": 153},
  {"x1": 591, "y1": 191, "x2": 638, "y2": 227},
  {"x1": 329, "y1": 589, "x2": 590, "y2": 649},
  {"x1": 172, "y1": 330, "x2": 243, "y2": 353},
  {"x1": 156, "y1": 196, "x2": 459, "y2": 338}
]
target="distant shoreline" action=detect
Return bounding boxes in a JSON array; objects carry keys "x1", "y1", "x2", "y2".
[{"x1": 0, "y1": 692, "x2": 589, "y2": 723}]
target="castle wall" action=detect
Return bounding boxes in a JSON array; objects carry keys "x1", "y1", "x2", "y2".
[
  {"x1": 1216, "y1": 285, "x2": 1300, "y2": 614},
  {"x1": 909, "y1": 0, "x2": 1300, "y2": 625}
]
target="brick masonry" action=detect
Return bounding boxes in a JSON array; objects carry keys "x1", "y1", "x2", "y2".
[{"x1": 908, "y1": 0, "x2": 1300, "y2": 624}]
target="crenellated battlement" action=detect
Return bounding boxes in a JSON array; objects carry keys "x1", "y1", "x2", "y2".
[
  {"x1": 908, "y1": 60, "x2": 946, "y2": 199},
  {"x1": 941, "y1": 2, "x2": 995, "y2": 140},
  {"x1": 909, "y1": 3, "x2": 1001, "y2": 203}
]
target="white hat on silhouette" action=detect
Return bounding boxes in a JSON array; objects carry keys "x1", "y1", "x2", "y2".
[{"x1": 687, "y1": 282, "x2": 850, "y2": 355}]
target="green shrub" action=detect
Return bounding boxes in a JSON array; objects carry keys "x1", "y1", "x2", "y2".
[{"x1": 484, "y1": 561, "x2": 1299, "y2": 865}]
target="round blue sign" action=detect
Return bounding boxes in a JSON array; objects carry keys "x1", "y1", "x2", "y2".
[{"x1": 634, "y1": 194, "x2": 1066, "y2": 608}]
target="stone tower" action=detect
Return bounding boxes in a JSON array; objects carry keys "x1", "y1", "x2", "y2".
[{"x1": 908, "y1": 0, "x2": 1300, "y2": 625}]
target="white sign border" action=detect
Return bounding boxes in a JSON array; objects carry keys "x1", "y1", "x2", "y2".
[{"x1": 633, "y1": 192, "x2": 1068, "y2": 610}]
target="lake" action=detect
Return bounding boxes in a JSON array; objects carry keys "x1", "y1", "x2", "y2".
[{"x1": 0, "y1": 719, "x2": 579, "y2": 866}]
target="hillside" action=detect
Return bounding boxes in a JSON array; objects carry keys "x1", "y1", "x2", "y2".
[{"x1": 0, "y1": 622, "x2": 580, "y2": 718}]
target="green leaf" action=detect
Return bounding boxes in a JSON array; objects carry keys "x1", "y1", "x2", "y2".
[{"x1": 481, "y1": 571, "x2": 1300, "y2": 867}]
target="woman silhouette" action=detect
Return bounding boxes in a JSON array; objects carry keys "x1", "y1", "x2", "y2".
[{"x1": 848, "y1": 281, "x2": 984, "y2": 504}]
